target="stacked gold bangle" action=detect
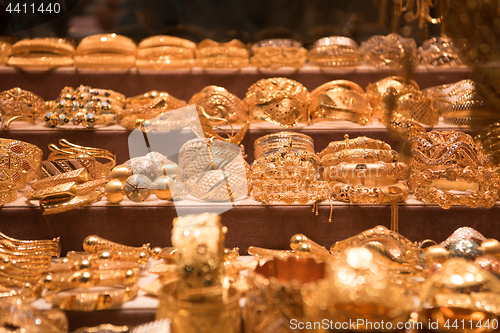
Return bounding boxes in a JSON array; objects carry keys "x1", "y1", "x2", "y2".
[
  {"x1": 309, "y1": 80, "x2": 372, "y2": 125},
  {"x1": 360, "y1": 33, "x2": 417, "y2": 69},
  {"x1": 245, "y1": 77, "x2": 309, "y2": 128},
  {"x1": 75, "y1": 34, "x2": 137, "y2": 70},
  {"x1": 320, "y1": 135, "x2": 408, "y2": 205},
  {"x1": 254, "y1": 132, "x2": 314, "y2": 159},
  {"x1": 8, "y1": 37, "x2": 75, "y2": 69},
  {"x1": 250, "y1": 39, "x2": 307, "y2": 69},
  {"x1": 196, "y1": 39, "x2": 249, "y2": 69},
  {"x1": 418, "y1": 37, "x2": 462, "y2": 66},
  {"x1": 136, "y1": 35, "x2": 196, "y2": 70},
  {"x1": 409, "y1": 130, "x2": 497, "y2": 209},
  {"x1": 308, "y1": 36, "x2": 361, "y2": 67}
]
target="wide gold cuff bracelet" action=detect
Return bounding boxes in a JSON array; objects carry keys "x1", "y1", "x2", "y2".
[
  {"x1": 8, "y1": 37, "x2": 75, "y2": 69},
  {"x1": 418, "y1": 37, "x2": 462, "y2": 66},
  {"x1": 0, "y1": 87, "x2": 46, "y2": 129},
  {"x1": 250, "y1": 39, "x2": 307, "y2": 69},
  {"x1": 309, "y1": 36, "x2": 362, "y2": 67},
  {"x1": 189, "y1": 85, "x2": 248, "y2": 124},
  {"x1": 309, "y1": 80, "x2": 372, "y2": 125},
  {"x1": 360, "y1": 33, "x2": 417, "y2": 69},
  {"x1": 77, "y1": 34, "x2": 136, "y2": 56},
  {"x1": 0, "y1": 138, "x2": 43, "y2": 182}
]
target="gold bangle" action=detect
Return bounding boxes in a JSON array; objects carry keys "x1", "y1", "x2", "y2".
[
  {"x1": 0, "y1": 301, "x2": 67, "y2": 333},
  {"x1": 7, "y1": 55, "x2": 74, "y2": 69},
  {"x1": 330, "y1": 181, "x2": 408, "y2": 204},
  {"x1": 414, "y1": 186, "x2": 497, "y2": 209},
  {"x1": 196, "y1": 46, "x2": 249, "y2": 58},
  {"x1": 83, "y1": 235, "x2": 150, "y2": 257},
  {"x1": 73, "y1": 324, "x2": 130, "y2": 333},
  {"x1": 42, "y1": 268, "x2": 140, "y2": 293},
  {"x1": 0, "y1": 246, "x2": 52, "y2": 269},
  {"x1": 0, "y1": 139, "x2": 43, "y2": 182},
  {"x1": 138, "y1": 35, "x2": 196, "y2": 50},
  {"x1": 137, "y1": 46, "x2": 194, "y2": 59},
  {"x1": 418, "y1": 37, "x2": 462, "y2": 66},
  {"x1": 360, "y1": 33, "x2": 417, "y2": 69},
  {"x1": 318, "y1": 135, "x2": 391, "y2": 159},
  {"x1": 25, "y1": 179, "x2": 107, "y2": 200},
  {"x1": 321, "y1": 149, "x2": 400, "y2": 167},
  {"x1": 422, "y1": 79, "x2": 479, "y2": 112},
  {"x1": 0, "y1": 169, "x2": 26, "y2": 189},
  {"x1": 48, "y1": 139, "x2": 116, "y2": 169},
  {"x1": 324, "y1": 162, "x2": 409, "y2": 182},
  {"x1": 309, "y1": 80, "x2": 372, "y2": 125},
  {"x1": 250, "y1": 42, "x2": 307, "y2": 69},
  {"x1": 76, "y1": 34, "x2": 136, "y2": 55},
  {"x1": 245, "y1": 77, "x2": 309, "y2": 128},
  {"x1": 30, "y1": 167, "x2": 89, "y2": 190},
  {"x1": 66, "y1": 250, "x2": 149, "y2": 264},
  {"x1": 0, "y1": 87, "x2": 45, "y2": 129},
  {"x1": 46, "y1": 285, "x2": 139, "y2": 311},
  {"x1": 185, "y1": 170, "x2": 249, "y2": 202},
  {"x1": 49, "y1": 259, "x2": 139, "y2": 273},
  {"x1": 136, "y1": 58, "x2": 195, "y2": 69},
  {"x1": 0, "y1": 231, "x2": 60, "y2": 257},
  {"x1": 366, "y1": 76, "x2": 420, "y2": 115},
  {"x1": 189, "y1": 85, "x2": 248, "y2": 124},
  {"x1": 196, "y1": 57, "x2": 249, "y2": 69},
  {"x1": 311, "y1": 36, "x2": 359, "y2": 50},
  {"x1": 11, "y1": 37, "x2": 75, "y2": 56},
  {"x1": 40, "y1": 191, "x2": 102, "y2": 215},
  {"x1": 409, "y1": 166, "x2": 497, "y2": 191},
  {"x1": 74, "y1": 54, "x2": 136, "y2": 69}
]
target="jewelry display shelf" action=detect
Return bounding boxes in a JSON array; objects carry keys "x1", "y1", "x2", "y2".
[
  {"x1": 1, "y1": 119, "x2": 473, "y2": 164},
  {"x1": 0, "y1": 65, "x2": 471, "y2": 102},
  {"x1": 2, "y1": 193, "x2": 499, "y2": 256}
]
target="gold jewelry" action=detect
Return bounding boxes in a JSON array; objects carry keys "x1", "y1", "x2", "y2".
[
  {"x1": 0, "y1": 87, "x2": 45, "y2": 129},
  {"x1": 136, "y1": 58, "x2": 195, "y2": 69},
  {"x1": 321, "y1": 148, "x2": 400, "y2": 166},
  {"x1": 137, "y1": 46, "x2": 194, "y2": 59},
  {"x1": 245, "y1": 77, "x2": 309, "y2": 127},
  {"x1": 31, "y1": 167, "x2": 89, "y2": 190},
  {"x1": 66, "y1": 250, "x2": 149, "y2": 264},
  {"x1": 130, "y1": 320, "x2": 171, "y2": 333},
  {"x1": 77, "y1": 34, "x2": 136, "y2": 55},
  {"x1": 8, "y1": 37, "x2": 74, "y2": 69},
  {"x1": 73, "y1": 324, "x2": 130, "y2": 333},
  {"x1": 46, "y1": 285, "x2": 139, "y2": 311},
  {"x1": 244, "y1": 257, "x2": 325, "y2": 333},
  {"x1": 360, "y1": 33, "x2": 417, "y2": 69},
  {"x1": 0, "y1": 42, "x2": 11, "y2": 65},
  {"x1": 138, "y1": 35, "x2": 196, "y2": 50},
  {"x1": 318, "y1": 134, "x2": 391, "y2": 159},
  {"x1": 422, "y1": 79, "x2": 482, "y2": 113},
  {"x1": 0, "y1": 186, "x2": 17, "y2": 205},
  {"x1": 0, "y1": 138, "x2": 43, "y2": 182},
  {"x1": 0, "y1": 231, "x2": 60, "y2": 257},
  {"x1": 48, "y1": 138, "x2": 116, "y2": 169},
  {"x1": 254, "y1": 132, "x2": 314, "y2": 159},
  {"x1": 324, "y1": 162, "x2": 409, "y2": 182},
  {"x1": 0, "y1": 169, "x2": 26, "y2": 189},
  {"x1": 196, "y1": 57, "x2": 249, "y2": 68},
  {"x1": 157, "y1": 281, "x2": 241, "y2": 333},
  {"x1": 366, "y1": 76, "x2": 420, "y2": 115},
  {"x1": 74, "y1": 54, "x2": 136, "y2": 69},
  {"x1": 49, "y1": 259, "x2": 140, "y2": 273},
  {"x1": 42, "y1": 268, "x2": 140, "y2": 293},
  {"x1": 189, "y1": 86, "x2": 248, "y2": 124},
  {"x1": 196, "y1": 39, "x2": 249, "y2": 69},
  {"x1": 309, "y1": 80, "x2": 373, "y2": 125},
  {"x1": 0, "y1": 302, "x2": 68, "y2": 333},
  {"x1": 83, "y1": 235, "x2": 150, "y2": 257},
  {"x1": 40, "y1": 191, "x2": 102, "y2": 215},
  {"x1": 309, "y1": 36, "x2": 362, "y2": 67},
  {"x1": 418, "y1": 37, "x2": 462, "y2": 66},
  {"x1": 250, "y1": 39, "x2": 307, "y2": 69},
  {"x1": 330, "y1": 181, "x2": 408, "y2": 204}
]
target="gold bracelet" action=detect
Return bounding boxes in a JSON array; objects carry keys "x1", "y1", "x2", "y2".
[
  {"x1": 330, "y1": 181, "x2": 408, "y2": 204},
  {"x1": 46, "y1": 285, "x2": 139, "y2": 311},
  {"x1": 245, "y1": 77, "x2": 309, "y2": 128},
  {"x1": 0, "y1": 302, "x2": 67, "y2": 332},
  {"x1": 74, "y1": 54, "x2": 136, "y2": 69},
  {"x1": 309, "y1": 80, "x2": 372, "y2": 125},
  {"x1": 43, "y1": 268, "x2": 140, "y2": 293},
  {"x1": 309, "y1": 36, "x2": 361, "y2": 67},
  {"x1": 189, "y1": 85, "x2": 248, "y2": 124},
  {"x1": 324, "y1": 162, "x2": 409, "y2": 182},
  {"x1": 136, "y1": 58, "x2": 195, "y2": 69},
  {"x1": 137, "y1": 46, "x2": 194, "y2": 59},
  {"x1": 254, "y1": 132, "x2": 314, "y2": 159},
  {"x1": 321, "y1": 149, "x2": 400, "y2": 167},
  {"x1": 40, "y1": 191, "x2": 102, "y2": 215},
  {"x1": 48, "y1": 139, "x2": 116, "y2": 169},
  {"x1": 138, "y1": 35, "x2": 196, "y2": 50},
  {"x1": 0, "y1": 87, "x2": 45, "y2": 129},
  {"x1": 76, "y1": 34, "x2": 136, "y2": 55},
  {"x1": 83, "y1": 235, "x2": 150, "y2": 256},
  {"x1": 196, "y1": 57, "x2": 249, "y2": 69},
  {"x1": 7, "y1": 55, "x2": 74, "y2": 69},
  {"x1": 0, "y1": 187, "x2": 17, "y2": 205},
  {"x1": 0, "y1": 231, "x2": 60, "y2": 257},
  {"x1": 418, "y1": 37, "x2": 462, "y2": 66},
  {"x1": 0, "y1": 138, "x2": 43, "y2": 182},
  {"x1": 318, "y1": 135, "x2": 391, "y2": 160},
  {"x1": 11, "y1": 37, "x2": 75, "y2": 56},
  {"x1": 49, "y1": 259, "x2": 139, "y2": 273},
  {"x1": 0, "y1": 169, "x2": 26, "y2": 189},
  {"x1": 366, "y1": 76, "x2": 420, "y2": 115},
  {"x1": 67, "y1": 249, "x2": 149, "y2": 264},
  {"x1": 360, "y1": 33, "x2": 417, "y2": 69},
  {"x1": 250, "y1": 39, "x2": 307, "y2": 69}
]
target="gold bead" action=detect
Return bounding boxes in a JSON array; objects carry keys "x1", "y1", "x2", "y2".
[
  {"x1": 161, "y1": 161, "x2": 181, "y2": 177},
  {"x1": 295, "y1": 243, "x2": 311, "y2": 258},
  {"x1": 153, "y1": 175, "x2": 173, "y2": 201},
  {"x1": 423, "y1": 245, "x2": 448, "y2": 264},
  {"x1": 290, "y1": 234, "x2": 307, "y2": 251},
  {"x1": 480, "y1": 239, "x2": 500, "y2": 257},
  {"x1": 109, "y1": 165, "x2": 131, "y2": 183},
  {"x1": 150, "y1": 247, "x2": 163, "y2": 260},
  {"x1": 104, "y1": 179, "x2": 124, "y2": 203}
]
